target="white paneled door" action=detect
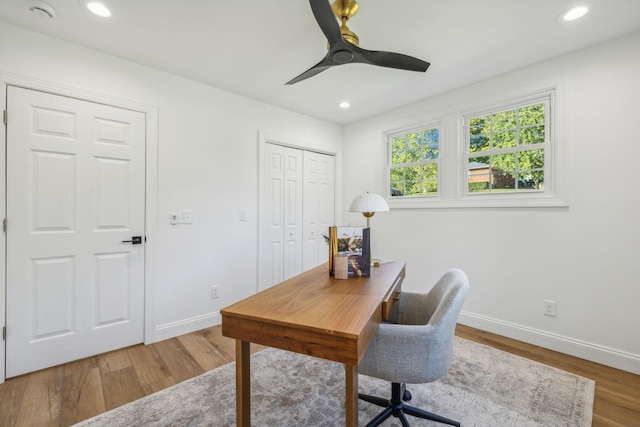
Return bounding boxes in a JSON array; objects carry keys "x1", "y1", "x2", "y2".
[
  {"x1": 5, "y1": 86, "x2": 146, "y2": 377},
  {"x1": 260, "y1": 144, "x2": 303, "y2": 290},
  {"x1": 303, "y1": 151, "x2": 335, "y2": 271},
  {"x1": 259, "y1": 141, "x2": 334, "y2": 291}
]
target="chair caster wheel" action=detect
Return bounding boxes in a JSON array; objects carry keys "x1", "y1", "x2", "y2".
[{"x1": 403, "y1": 389, "x2": 412, "y2": 401}]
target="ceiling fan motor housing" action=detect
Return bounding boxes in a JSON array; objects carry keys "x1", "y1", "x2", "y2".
[{"x1": 331, "y1": 0, "x2": 360, "y2": 46}]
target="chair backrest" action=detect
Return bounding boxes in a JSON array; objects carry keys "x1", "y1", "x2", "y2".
[
  {"x1": 426, "y1": 268, "x2": 469, "y2": 328},
  {"x1": 360, "y1": 268, "x2": 469, "y2": 384},
  {"x1": 420, "y1": 268, "x2": 469, "y2": 379}
]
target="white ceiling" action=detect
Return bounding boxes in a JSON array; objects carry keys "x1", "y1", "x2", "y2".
[{"x1": 1, "y1": 0, "x2": 640, "y2": 125}]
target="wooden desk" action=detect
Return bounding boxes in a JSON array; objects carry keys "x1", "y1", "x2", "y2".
[{"x1": 221, "y1": 260, "x2": 405, "y2": 427}]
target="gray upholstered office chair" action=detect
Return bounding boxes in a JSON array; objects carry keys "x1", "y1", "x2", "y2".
[{"x1": 358, "y1": 268, "x2": 469, "y2": 427}]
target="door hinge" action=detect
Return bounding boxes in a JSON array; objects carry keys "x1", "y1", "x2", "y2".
[
  {"x1": 2, "y1": 218, "x2": 6, "y2": 233},
  {"x1": 3, "y1": 110, "x2": 6, "y2": 126},
  {"x1": 2, "y1": 326, "x2": 5, "y2": 341}
]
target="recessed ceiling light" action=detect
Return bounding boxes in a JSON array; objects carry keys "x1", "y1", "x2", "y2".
[
  {"x1": 339, "y1": 101, "x2": 351, "y2": 109},
  {"x1": 86, "y1": 1, "x2": 111, "y2": 17},
  {"x1": 560, "y1": 5, "x2": 589, "y2": 22}
]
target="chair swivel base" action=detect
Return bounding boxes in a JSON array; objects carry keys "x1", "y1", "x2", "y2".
[{"x1": 359, "y1": 382, "x2": 460, "y2": 427}]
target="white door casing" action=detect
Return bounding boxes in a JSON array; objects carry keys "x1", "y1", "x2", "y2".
[{"x1": 5, "y1": 86, "x2": 146, "y2": 377}]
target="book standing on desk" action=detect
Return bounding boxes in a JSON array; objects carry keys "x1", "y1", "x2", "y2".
[{"x1": 329, "y1": 226, "x2": 370, "y2": 277}]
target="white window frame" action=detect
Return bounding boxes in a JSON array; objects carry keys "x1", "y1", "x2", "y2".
[
  {"x1": 385, "y1": 122, "x2": 443, "y2": 202},
  {"x1": 458, "y1": 89, "x2": 566, "y2": 207},
  {"x1": 385, "y1": 86, "x2": 568, "y2": 209}
]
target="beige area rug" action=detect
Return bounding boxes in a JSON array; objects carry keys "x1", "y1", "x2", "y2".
[{"x1": 74, "y1": 337, "x2": 594, "y2": 426}]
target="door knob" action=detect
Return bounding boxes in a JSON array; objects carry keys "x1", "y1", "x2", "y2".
[{"x1": 122, "y1": 236, "x2": 142, "y2": 245}]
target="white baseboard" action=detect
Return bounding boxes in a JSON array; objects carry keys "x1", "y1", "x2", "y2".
[
  {"x1": 150, "y1": 309, "x2": 640, "y2": 375},
  {"x1": 152, "y1": 312, "x2": 222, "y2": 343},
  {"x1": 459, "y1": 311, "x2": 640, "y2": 375}
]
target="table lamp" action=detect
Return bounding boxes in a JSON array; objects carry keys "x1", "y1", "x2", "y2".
[{"x1": 349, "y1": 191, "x2": 389, "y2": 266}]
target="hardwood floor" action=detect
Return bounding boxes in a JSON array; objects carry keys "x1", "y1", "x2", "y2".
[{"x1": 0, "y1": 324, "x2": 638, "y2": 426}]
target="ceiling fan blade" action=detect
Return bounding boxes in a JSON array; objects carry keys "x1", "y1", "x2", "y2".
[
  {"x1": 355, "y1": 48, "x2": 430, "y2": 72},
  {"x1": 286, "y1": 55, "x2": 334, "y2": 85},
  {"x1": 310, "y1": 0, "x2": 343, "y2": 46}
]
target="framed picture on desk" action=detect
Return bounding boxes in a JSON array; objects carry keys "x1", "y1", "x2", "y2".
[{"x1": 329, "y1": 226, "x2": 371, "y2": 277}]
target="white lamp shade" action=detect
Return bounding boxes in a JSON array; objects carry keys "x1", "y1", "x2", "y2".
[{"x1": 349, "y1": 192, "x2": 389, "y2": 213}]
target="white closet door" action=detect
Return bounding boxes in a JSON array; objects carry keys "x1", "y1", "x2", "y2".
[
  {"x1": 260, "y1": 144, "x2": 303, "y2": 290},
  {"x1": 303, "y1": 151, "x2": 335, "y2": 270},
  {"x1": 282, "y1": 148, "x2": 303, "y2": 281}
]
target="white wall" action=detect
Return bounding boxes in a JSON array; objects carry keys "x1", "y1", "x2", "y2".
[
  {"x1": 343, "y1": 31, "x2": 640, "y2": 374},
  {"x1": 0, "y1": 22, "x2": 343, "y2": 345}
]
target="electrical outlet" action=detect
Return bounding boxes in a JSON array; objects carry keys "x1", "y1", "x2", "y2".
[
  {"x1": 170, "y1": 212, "x2": 178, "y2": 225},
  {"x1": 211, "y1": 285, "x2": 220, "y2": 299},
  {"x1": 543, "y1": 299, "x2": 556, "y2": 317}
]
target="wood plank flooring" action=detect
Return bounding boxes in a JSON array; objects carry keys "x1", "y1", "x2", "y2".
[{"x1": 0, "y1": 324, "x2": 638, "y2": 426}]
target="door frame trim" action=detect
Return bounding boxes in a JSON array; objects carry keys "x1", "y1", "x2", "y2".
[{"x1": 0, "y1": 72, "x2": 159, "y2": 383}]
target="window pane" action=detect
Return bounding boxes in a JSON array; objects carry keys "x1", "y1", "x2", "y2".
[
  {"x1": 422, "y1": 164, "x2": 438, "y2": 195},
  {"x1": 494, "y1": 110, "x2": 516, "y2": 131},
  {"x1": 422, "y1": 163, "x2": 437, "y2": 178},
  {"x1": 391, "y1": 183, "x2": 405, "y2": 196},
  {"x1": 405, "y1": 165, "x2": 420, "y2": 180},
  {"x1": 391, "y1": 129, "x2": 439, "y2": 165},
  {"x1": 417, "y1": 128, "x2": 439, "y2": 160},
  {"x1": 518, "y1": 149, "x2": 544, "y2": 170},
  {"x1": 423, "y1": 180, "x2": 437, "y2": 194},
  {"x1": 470, "y1": 134, "x2": 490, "y2": 153},
  {"x1": 391, "y1": 137, "x2": 405, "y2": 164},
  {"x1": 405, "y1": 180, "x2": 421, "y2": 196},
  {"x1": 519, "y1": 125, "x2": 545, "y2": 145},
  {"x1": 517, "y1": 149, "x2": 544, "y2": 189},
  {"x1": 492, "y1": 171, "x2": 515, "y2": 189},
  {"x1": 468, "y1": 180, "x2": 490, "y2": 193},
  {"x1": 494, "y1": 130, "x2": 516, "y2": 149},
  {"x1": 468, "y1": 159, "x2": 490, "y2": 193},
  {"x1": 519, "y1": 104, "x2": 545, "y2": 125},
  {"x1": 390, "y1": 167, "x2": 404, "y2": 182},
  {"x1": 389, "y1": 126, "x2": 440, "y2": 198},
  {"x1": 491, "y1": 153, "x2": 515, "y2": 172},
  {"x1": 470, "y1": 118, "x2": 488, "y2": 134}
]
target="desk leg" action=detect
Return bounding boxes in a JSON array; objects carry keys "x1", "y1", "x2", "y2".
[
  {"x1": 344, "y1": 364, "x2": 359, "y2": 427},
  {"x1": 236, "y1": 340, "x2": 251, "y2": 427}
]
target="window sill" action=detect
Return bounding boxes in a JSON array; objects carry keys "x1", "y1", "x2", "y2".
[{"x1": 387, "y1": 193, "x2": 568, "y2": 209}]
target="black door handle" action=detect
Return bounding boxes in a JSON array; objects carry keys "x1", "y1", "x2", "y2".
[{"x1": 122, "y1": 236, "x2": 142, "y2": 245}]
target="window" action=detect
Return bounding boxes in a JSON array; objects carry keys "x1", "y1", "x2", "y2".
[
  {"x1": 384, "y1": 89, "x2": 565, "y2": 209},
  {"x1": 466, "y1": 98, "x2": 549, "y2": 195},
  {"x1": 387, "y1": 126, "x2": 440, "y2": 198}
]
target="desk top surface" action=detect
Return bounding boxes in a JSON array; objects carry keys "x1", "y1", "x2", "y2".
[{"x1": 221, "y1": 260, "x2": 405, "y2": 340}]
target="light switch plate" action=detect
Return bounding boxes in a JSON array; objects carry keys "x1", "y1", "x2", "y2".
[{"x1": 179, "y1": 210, "x2": 192, "y2": 224}]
